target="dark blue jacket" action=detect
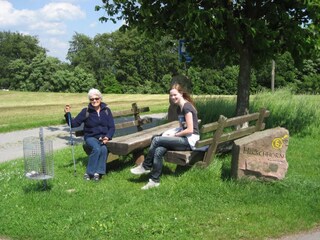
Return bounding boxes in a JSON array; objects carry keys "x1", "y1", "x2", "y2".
[{"x1": 65, "y1": 102, "x2": 115, "y2": 140}]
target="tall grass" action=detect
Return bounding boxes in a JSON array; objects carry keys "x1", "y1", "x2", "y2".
[
  {"x1": 195, "y1": 88, "x2": 320, "y2": 137},
  {"x1": 251, "y1": 89, "x2": 320, "y2": 136},
  {"x1": 0, "y1": 89, "x2": 320, "y2": 239}
]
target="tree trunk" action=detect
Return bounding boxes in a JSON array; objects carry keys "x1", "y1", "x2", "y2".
[{"x1": 236, "y1": 47, "x2": 252, "y2": 116}]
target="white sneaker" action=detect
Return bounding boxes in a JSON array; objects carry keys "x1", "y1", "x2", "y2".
[
  {"x1": 130, "y1": 164, "x2": 151, "y2": 175},
  {"x1": 141, "y1": 179, "x2": 160, "y2": 190}
]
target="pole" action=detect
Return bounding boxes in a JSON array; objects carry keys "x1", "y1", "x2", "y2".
[
  {"x1": 39, "y1": 127, "x2": 48, "y2": 189},
  {"x1": 271, "y1": 60, "x2": 275, "y2": 92},
  {"x1": 68, "y1": 113, "x2": 77, "y2": 176}
]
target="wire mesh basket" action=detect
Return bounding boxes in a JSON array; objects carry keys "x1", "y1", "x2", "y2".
[{"x1": 23, "y1": 128, "x2": 54, "y2": 181}]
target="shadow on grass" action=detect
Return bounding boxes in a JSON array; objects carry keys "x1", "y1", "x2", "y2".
[
  {"x1": 107, "y1": 157, "x2": 134, "y2": 173},
  {"x1": 126, "y1": 164, "x2": 192, "y2": 183},
  {"x1": 61, "y1": 155, "x2": 88, "y2": 171},
  {"x1": 23, "y1": 180, "x2": 53, "y2": 193},
  {"x1": 219, "y1": 153, "x2": 232, "y2": 181}
]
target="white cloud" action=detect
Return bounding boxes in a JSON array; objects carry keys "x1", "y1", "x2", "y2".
[
  {"x1": 0, "y1": 1, "x2": 36, "y2": 26},
  {"x1": 0, "y1": 1, "x2": 85, "y2": 34},
  {"x1": 29, "y1": 21, "x2": 66, "y2": 35},
  {"x1": 89, "y1": 22, "x2": 97, "y2": 28},
  {"x1": 40, "y1": 2, "x2": 85, "y2": 21},
  {"x1": 0, "y1": 0, "x2": 87, "y2": 60},
  {"x1": 41, "y1": 37, "x2": 70, "y2": 60}
]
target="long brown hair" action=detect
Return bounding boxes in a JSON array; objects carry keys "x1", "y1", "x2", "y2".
[{"x1": 171, "y1": 83, "x2": 195, "y2": 107}]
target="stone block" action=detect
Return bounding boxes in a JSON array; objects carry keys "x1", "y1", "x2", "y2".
[{"x1": 231, "y1": 127, "x2": 289, "y2": 180}]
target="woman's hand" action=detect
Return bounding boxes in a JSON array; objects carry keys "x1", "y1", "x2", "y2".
[{"x1": 99, "y1": 137, "x2": 109, "y2": 144}]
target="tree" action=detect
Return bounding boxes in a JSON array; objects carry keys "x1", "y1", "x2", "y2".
[
  {"x1": 96, "y1": 0, "x2": 320, "y2": 115},
  {"x1": 0, "y1": 31, "x2": 45, "y2": 88},
  {"x1": 7, "y1": 59, "x2": 31, "y2": 90}
]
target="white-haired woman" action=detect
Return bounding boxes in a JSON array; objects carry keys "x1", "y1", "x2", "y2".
[{"x1": 64, "y1": 88, "x2": 115, "y2": 181}]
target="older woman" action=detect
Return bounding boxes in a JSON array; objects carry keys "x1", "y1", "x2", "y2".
[{"x1": 64, "y1": 88, "x2": 115, "y2": 181}]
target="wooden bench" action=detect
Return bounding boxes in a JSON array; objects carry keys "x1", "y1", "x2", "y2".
[
  {"x1": 106, "y1": 120, "x2": 178, "y2": 164},
  {"x1": 165, "y1": 108, "x2": 270, "y2": 167},
  {"x1": 79, "y1": 102, "x2": 179, "y2": 164}
]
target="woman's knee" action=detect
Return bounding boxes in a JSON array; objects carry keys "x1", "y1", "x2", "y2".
[
  {"x1": 101, "y1": 145, "x2": 108, "y2": 155},
  {"x1": 90, "y1": 145, "x2": 102, "y2": 155},
  {"x1": 150, "y1": 135, "x2": 161, "y2": 147},
  {"x1": 154, "y1": 146, "x2": 167, "y2": 158}
]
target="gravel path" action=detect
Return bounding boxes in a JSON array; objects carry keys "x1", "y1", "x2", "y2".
[
  {"x1": 0, "y1": 113, "x2": 167, "y2": 163},
  {"x1": 0, "y1": 124, "x2": 83, "y2": 164}
]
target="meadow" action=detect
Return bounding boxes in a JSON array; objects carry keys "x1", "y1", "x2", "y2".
[
  {"x1": 0, "y1": 91, "x2": 169, "y2": 133},
  {"x1": 0, "y1": 89, "x2": 319, "y2": 240}
]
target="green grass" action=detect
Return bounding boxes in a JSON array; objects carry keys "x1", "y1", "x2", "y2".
[
  {"x1": 0, "y1": 91, "x2": 169, "y2": 133},
  {"x1": 0, "y1": 89, "x2": 320, "y2": 239}
]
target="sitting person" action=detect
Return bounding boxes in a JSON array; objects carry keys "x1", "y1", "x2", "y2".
[
  {"x1": 130, "y1": 83, "x2": 199, "y2": 189},
  {"x1": 64, "y1": 88, "x2": 115, "y2": 181}
]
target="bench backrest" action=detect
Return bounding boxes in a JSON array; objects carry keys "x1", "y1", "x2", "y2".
[
  {"x1": 75, "y1": 102, "x2": 152, "y2": 137},
  {"x1": 80, "y1": 102, "x2": 152, "y2": 157},
  {"x1": 197, "y1": 108, "x2": 270, "y2": 166},
  {"x1": 113, "y1": 103, "x2": 152, "y2": 131}
]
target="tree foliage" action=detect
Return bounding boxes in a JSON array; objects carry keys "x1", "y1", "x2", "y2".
[
  {"x1": 67, "y1": 28, "x2": 181, "y2": 93},
  {"x1": 97, "y1": 0, "x2": 320, "y2": 115},
  {"x1": 1, "y1": 28, "x2": 319, "y2": 96},
  {"x1": 0, "y1": 31, "x2": 45, "y2": 88}
]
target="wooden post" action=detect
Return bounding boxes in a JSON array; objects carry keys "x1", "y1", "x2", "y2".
[
  {"x1": 132, "y1": 103, "x2": 143, "y2": 132},
  {"x1": 196, "y1": 115, "x2": 227, "y2": 168},
  {"x1": 132, "y1": 103, "x2": 144, "y2": 164},
  {"x1": 271, "y1": 60, "x2": 275, "y2": 92},
  {"x1": 132, "y1": 150, "x2": 145, "y2": 165},
  {"x1": 255, "y1": 108, "x2": 267, "y2": 131}
]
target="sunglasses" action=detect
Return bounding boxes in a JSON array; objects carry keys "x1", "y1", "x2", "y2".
[{"x1": 90, "y1": 97, "x2": 100, "y2": 101}]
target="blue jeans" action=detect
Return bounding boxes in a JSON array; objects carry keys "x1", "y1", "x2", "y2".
[
  {"x1": 142, "y1": 136, "x2": 191, "y2": 182},
  {"x1": 85, "y1": 137, "x2": 108, "y2": 175}
]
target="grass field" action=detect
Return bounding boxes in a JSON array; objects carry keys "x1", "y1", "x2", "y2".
[
  {"x1": 0, "y1": 91, "x2": 169, "y2": 133},
  {"x1": 0, "y1": 89, "x2": 319, "y2": 240}
]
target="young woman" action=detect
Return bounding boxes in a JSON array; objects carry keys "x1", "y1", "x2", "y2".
[
  {"x1": 130, "y1": 83, "x2": 199, "y2": 189},
  {"x1": 64, "y1": 88, "x2": 115, "y2": 181}
]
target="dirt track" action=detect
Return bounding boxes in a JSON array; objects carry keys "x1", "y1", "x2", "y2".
[{"x1": 0, "y1": 113, "x2": 166, "y2": 163}]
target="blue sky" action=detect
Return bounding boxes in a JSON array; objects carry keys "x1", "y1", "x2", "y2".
[{"x1": 0, "y1": 0, "x2": 122, "y2": 61}]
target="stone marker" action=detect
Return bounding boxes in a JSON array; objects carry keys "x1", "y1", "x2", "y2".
[{"x1": 231, "y1": 127, "x2": 289, "y2": 180}]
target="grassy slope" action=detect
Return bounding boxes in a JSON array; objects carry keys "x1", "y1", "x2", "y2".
[
  {"x1": 0, "y1": 90, "x2": 319, "y2": 239},
  {"x1": 0, "y1": 133, "x2": 319, "y2": 240}
]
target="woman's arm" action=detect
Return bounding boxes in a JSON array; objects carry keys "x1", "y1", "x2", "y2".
[
  {"x1": 105, "y1": 108, "x2": 115, "y2": 140},
  {"x1": 64, "y1": 108, "x2": 87, "y2": 128},
  {"x1": 175, "y1": 112, "x2": 194, "y2": 137}
]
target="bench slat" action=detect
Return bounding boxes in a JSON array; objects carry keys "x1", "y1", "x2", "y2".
[
  {"x1": 195, "y1": 123, "x2": 266, "y2": 148},
  {"x1": 165, "y1": 150, "x2": 205, "y2": 166},
  {"x1": 165, "y1": 108, "x2": 270, "y2": 167},
  {"x1": 200, "y1": 121, "x2": 220, "y2": 133},
  {"x1": 107, "y1": 121, "x2": 178, "y2": 155},
  {"x1": 115, "y1": 117, "x2": 152, "y2": 130},
  {"x1": 112, "y1": 107, "x2": 150, "y2": 118},
  {"x1": 218, "y1": 125, "x2": 257, "y2": 143},
  {"x1": 224, "y1": 110, "x2": 270, "y2": 127}
]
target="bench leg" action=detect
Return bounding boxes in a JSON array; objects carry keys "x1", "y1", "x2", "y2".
[{"x1": 132, "y1": 150, "x2": 145, "y2": 165}]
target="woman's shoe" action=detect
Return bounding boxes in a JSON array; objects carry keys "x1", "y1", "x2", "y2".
[
  {"x1": 93, "y1": 173, "x2": 100, "y2": 181},
  {"x1": 130, "y1": 164, "x2": 151, "y2": 175},
  {"x1": 141, "y1": 179, "x2": 160, "y2": 190},
  {"x1": 83, "y1": 173, "x2": 90, "y2": 181}
]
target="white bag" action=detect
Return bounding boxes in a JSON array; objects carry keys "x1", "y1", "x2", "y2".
[{"x1": 161, "y1": 127, "x2": 182, "y2": 137}]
